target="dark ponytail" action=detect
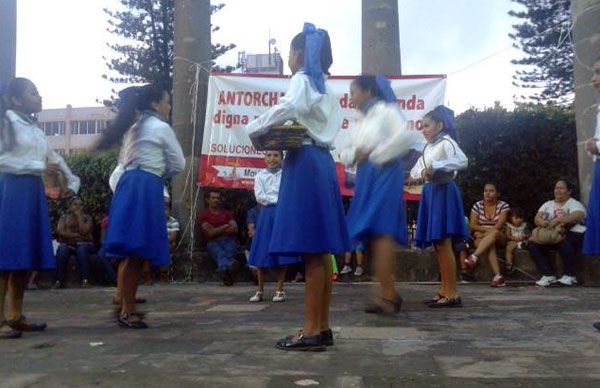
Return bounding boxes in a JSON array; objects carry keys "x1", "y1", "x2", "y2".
[
  {"x1": 290, "y1": 29, "x2": 333, "y2": 75},
  {"x1": 351, "y1": 75, "x2": 380, "y2": 100},
  {"x1": 95, "y1": 84, "x2": 166, "y2": 151},
  {"x1": 0, "y1": 77, "x2": 32, "y2": 152}
]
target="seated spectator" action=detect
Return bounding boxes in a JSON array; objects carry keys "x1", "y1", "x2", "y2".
[
  {"x1": 530, "y1": 180, "x2": 586, "y2": 287},
  {"x1": 54, "y1": 197, "x2": 95, "y2": 288},
  {"x1": 504, "y1": 208, "x2": 530, "y2": 275},
  {"x1": 465, "y1": 183, "x2": 510, "y2": 287},
  {"x1": 198, "y1": 190, "x2": 239, "y2": 286},
  {"x1": 160, "y1": 201, "x2": 180, "y2": 284}
]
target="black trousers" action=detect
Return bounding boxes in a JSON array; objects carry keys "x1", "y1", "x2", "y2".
[{"x1": 528, "y1": 232, "x2": 583, "y2": 277}]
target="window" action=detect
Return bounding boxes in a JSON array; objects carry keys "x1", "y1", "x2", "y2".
[
  {"x1": 71, "y1": 121, "x2": 79, "y2": 135},
  {"x1": 43, "y1": 122, "x2": 65, "y2": 136}
]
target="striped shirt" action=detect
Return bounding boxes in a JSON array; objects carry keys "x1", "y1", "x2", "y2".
[{"x1": 471, "y1": 200, "x2": 509, "y2": 228}]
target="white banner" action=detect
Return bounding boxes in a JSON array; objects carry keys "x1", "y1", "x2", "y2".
[{"x1": 199, "y1": 73, "x2": 446, "y2": 197}]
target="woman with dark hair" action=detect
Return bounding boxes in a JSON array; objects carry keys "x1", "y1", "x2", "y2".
[
  {"x1": 466, "y1": 183, "x2": 510, "y2": 287},
  {"x1": 341, "y1": 74, "x2": 419, "y2": 314},
  {"x1": 0, "y1": 78, "x2": 80, "y2": 339},
  {"x1": 530, "y1": 180, "x2": 586, "y2": 287},
  {"x1": 246, "y1": 23, "x2": 349, "y2": 351},
  {"x1": 96, "y1": 84, "x2": 185, "y2": 329},
  {"x1": 583, "y1": 56, "x2": 600, "y2": 332},
  {"x1": 410, "y1": 105, "x2": 469, "y2": 308}
]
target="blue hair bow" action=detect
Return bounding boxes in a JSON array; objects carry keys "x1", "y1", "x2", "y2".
[
  {"x1": 0, "y1": 81, "x2": 6, "y2": 96},
  {"x1": 433, "y1": 105, "x2": 458, "y2": 140},
  {"x1": 375, "y1": 75, "x2": 397, "y2": 103},
  {"x1": 302, "y1": 22, "x2": 326, "y2": 94}
]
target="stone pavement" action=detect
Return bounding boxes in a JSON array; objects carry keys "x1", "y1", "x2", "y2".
[{"x1": 2, "y1": 282, "x2": 600, "y2": 388}]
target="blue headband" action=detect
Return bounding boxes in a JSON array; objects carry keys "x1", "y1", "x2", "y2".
[
  {"x1": 302, "y1": 23, "x2": 327, "y2": 94},
  {"x1": 433, "y1": 105, "x2": 458, "y2": 140},
  {"x1": 375, "y1": 75, "x2": 397, "y2": 103},
  {"x1": 0, "y1": 81, "x2": 6, "y2": 96}
]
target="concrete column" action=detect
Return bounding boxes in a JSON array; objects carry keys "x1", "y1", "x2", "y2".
[
  {"x1": 0, "y1": 0, "x2": 17, "y2": 84},
  {"x1": 362, "y1": 0, "x2": 401, "y2": 75},
  {"x1": 172, "y1": 0, "x2": 211, "y2": 246},
  {"x1": 571, "y1": 0, "x2": 600, "y2": 204},
  {"x1": 65, "y1": 104, "x2": 73, "y2": 154}
]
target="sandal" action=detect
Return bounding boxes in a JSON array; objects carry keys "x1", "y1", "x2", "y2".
[
  {"x1": 0, "y1": 320, "x2": 22, "y2": 339},
  {"x1": 275, "y1": 333, "x2": 326, "y2": 352},
  {"x1": 428, "y1": 296, "x2": 463, "y2": 308},
  {"x1": 118, "y1": 313, "x2": 148, "y2": 329},
  {"x1": 7, "y1": 316, "x2": 47, "y2": 332},
  {"x1": 423, "y1": 293, "x2": 444, "y2": 306},
  {"x1": 364, "y1": 295, "x2": 403, "y2": 315}
]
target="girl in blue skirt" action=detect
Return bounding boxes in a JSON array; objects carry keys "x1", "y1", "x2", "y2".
[
  {"x1": 247, "y1": 23, "x2": 350, "y2": 351},
  {"x1": 248, "y1": 150, "x2": 300, "y2": 303},
  {"x1": 583, "y1": 56, "x2": 600, "y2": 332},
  {"x1": 95, "y1": 84, "x2": 185, "y2": 329},
  {"x1": 409, "y1": 106, "x2": 468, "y2": 308},
  {"x1": 342, "y1": 75, "x2": 420, "y2": 315},
  {"x1": 0, "y1": 78, "x2": 80, "y2": 339}
]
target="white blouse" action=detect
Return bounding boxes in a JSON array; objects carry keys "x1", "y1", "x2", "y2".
[
  {"x1": 593, "y1": 107, "x2": 600, "y2": 161},
  {"x1": 119, "y1": 113, "x2": 185, "y2": 179},
  {"x1": 340, "y1": 101, "x2": 421, "y2": 165},
  {"x1": 0, "y1": 110, "x2": 80, "y2": 192},
  {"x1": 254, "y1": 168, "x2": 282, "y2": 206},
  {"x1": 246, "y1": 72, "x2": 343, "y2": 147},
  {"x1": 410, "y1": 134, "x2": 468, "y2": 180}
]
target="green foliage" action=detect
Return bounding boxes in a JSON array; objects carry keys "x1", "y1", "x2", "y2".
[
  {"x1": 47, "y1": 152, "x2": 118, "y2": 228},
  {"x1": 509, "y1": 0, "x2": 574, "y2": 104},
  {"x1": 102, "y1": 0, "x2": 237, "y2": 104},
  {"x1": 456, "y1": 104, "x2": 577, "y2": 220}
]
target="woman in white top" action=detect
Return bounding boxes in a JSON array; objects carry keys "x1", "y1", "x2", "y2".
[
  {"x1": 246, "y1": 23, "x2": 349, "y2": 351},
  {"x1": 248, "y1": 151, "x2": 300, "y2": 303},
  {"x1": 410, "y1": 106, "x2": 469, "y2": 308},
  {"x1": 95, "y1": 84, "x2": 185, "y2": 329},
  {"x1": 0, "y1": 78, "x2": 80, "y2": 339},
  {"x1": 341, "y1": 75, "x2": 419, "y2": 315},
  {"x1": 583, "y1": 56, "x2": 600, "y2": 332},
  {"x1": 530, "y1": 180, "x2": 586, "y2": 287}
]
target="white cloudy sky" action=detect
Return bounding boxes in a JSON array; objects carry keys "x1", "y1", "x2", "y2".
[{"x1": 16, "y1": 0, "x2": 529, "y2": 113}]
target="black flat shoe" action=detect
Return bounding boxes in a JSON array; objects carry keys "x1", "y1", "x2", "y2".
[
  {"x1": 593, "y1": 322, "x2": 600, "y2": 332},
  {"x1": 365, "y1": 295, "x2": 403, "y2": 315},
  {"x1": 320, "y1": 329, "x2": 334, "y2": 346},
  {"x1": 0, "y1": 321, "x2": 22, "y2": 339},
  {"x1": 423, "y1": 293, "x2": 444, "y2": 306},
  {"x1": 275, "y1": 334, "x2": 326, "y2": 352},
  {"x1": 428, "y1": 296, "x2": 462, "y2": 308},
  {"x1": 118, "y1": 314, "x2": 148, "y2": 329},
  {"x1": 285, "y1": 329, "x2": 334, "y2": 346},
  {"x1": 7, "y1": 316, "x2": 47, "y2": 332}
]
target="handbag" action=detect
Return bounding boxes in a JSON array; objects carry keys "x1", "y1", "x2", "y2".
[{"x1": 530, "y1": 226, "x2": 566, "y2": 245}]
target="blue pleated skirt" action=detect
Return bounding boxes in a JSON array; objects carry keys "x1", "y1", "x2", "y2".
[
  {"x1": 415, "y1": 181, "x2": 468, "y2": 248},
  {"x1": 269, "y1": 145, "x2": 351, "y2": 256},
  {"x1": 249, "y1": 205, "x2": 300, "y2": 268},
  {"x1": 583, "y1": 161, "x2": 600, "y2": 256},
  {"x1": 346, "y1": 159, "x2": 407, "y2": 245},
  {"x1": 0, "y1": 173, "x2": 54, "y2": 271},
  {"x1": 103, "y1": 169, "x2": 170, "y2": 266}
]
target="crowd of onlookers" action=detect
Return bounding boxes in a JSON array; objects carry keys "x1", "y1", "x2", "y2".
[{"x1": 32, "y1": 178, "x2": 588, "y2": 290}]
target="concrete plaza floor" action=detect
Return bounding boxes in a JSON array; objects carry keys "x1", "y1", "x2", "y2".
[{"x1": 2, "y1": 282, "x2": 600, "y2": 387}]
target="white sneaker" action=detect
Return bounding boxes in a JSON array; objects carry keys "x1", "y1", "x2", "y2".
[
  {"x1": 272, "y1": 291, "x2": 286, "y2": 302},
  {"x1": 249, "y1": 291, "x2": 263, "y2": 302},
  {"x1": 558, "y1": 275, "x2": 578, "y2": 286},
  {"x1": 340, "y1": 265, "x2": 352, "y2": 275},
  {"x1": 354, "y1": 266, "x2": 364, "y2": 277},
  {"x1": 536, "y1": 275, "x2": 558, "y2": 287}
]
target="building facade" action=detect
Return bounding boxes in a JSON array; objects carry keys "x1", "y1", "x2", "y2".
[{"x1": 38, "y1": 105, "x2": 114, "y2": 154}]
